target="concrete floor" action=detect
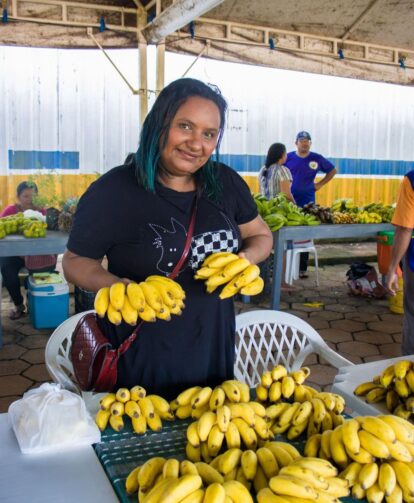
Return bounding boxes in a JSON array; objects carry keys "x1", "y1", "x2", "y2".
[{"x1": 0, "y1": 252, "x2": 402, "y2": 413}]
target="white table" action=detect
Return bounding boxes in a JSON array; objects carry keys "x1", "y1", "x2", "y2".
[
  {"x1": 331, "y1": 355, "x2": 414, "y2": 416},
  {"x1": 0, "y1": 413, "x2": 118, "y2": 503},
  {"x1": 0, "y1": 231, "x2": 68, "y2": 347}
]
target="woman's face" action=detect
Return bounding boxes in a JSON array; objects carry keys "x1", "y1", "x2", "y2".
[
  {"x1": 18, "y1": 188, "x2": 36, "y2": 210},
  {"x1": 160, "y1": 96, "x2": 221, "y2": 178}
]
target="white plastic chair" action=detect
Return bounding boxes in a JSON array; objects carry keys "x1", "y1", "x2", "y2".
[
  {"x1": 45, "y1": 310, "x2": 94, "y2": 393},
  {"x1": 285, "y1": 240, "x2": 319, "y2": 286},
  {"x1": 234, "y1": 309, "x2": 352, "y2": 387}
]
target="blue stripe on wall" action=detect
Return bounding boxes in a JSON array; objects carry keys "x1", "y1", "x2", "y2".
[
  {"x1": 219, "y1": 154, "x2": 414, "y2": 176},
  {"x1": 8, "y1": 150, "x2": 79, "y2": 170}
]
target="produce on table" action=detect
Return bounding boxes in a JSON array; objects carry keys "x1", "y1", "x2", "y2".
[
  {"x1": 194, "y1": 252, "x2": 264, "y2": 298},
  {"x1": 96, "y1": 386, "x2": 174, "y2": 433},
  {"x1": 94, "y1": 276, "x2": 185, "y2": 325},
  {"x1": 304, "y1": 414, "x2": 414, "y2": 503},
  {"x1": 0, "y1": 212, "x2": 47, "y2": 239},
  {"x1": 353, "y1": 359, "x2": 414, "y2": 421},
  {"x1": 331, "y1": 198, "x2": 395, "y2": 224},
  {"x1": 302, "y1": 202, "x2": 334, "y2": 224},
  {"x1": 254, "y1": 193, "x2": 320, "y2": 231}
]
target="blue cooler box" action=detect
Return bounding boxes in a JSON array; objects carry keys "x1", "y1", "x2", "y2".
[{"x1": 28, "y1": 274, "x2": 69, "y2": 329}]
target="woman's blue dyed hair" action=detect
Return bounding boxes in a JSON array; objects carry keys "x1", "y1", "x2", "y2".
[{"x1": 134, "y1": 78, "x2": 227, "y2": 200}]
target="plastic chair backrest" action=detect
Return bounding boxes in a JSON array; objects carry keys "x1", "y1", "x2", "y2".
[
  {"x1": 44, "y1": 310, "x2": 94, "y2": 393},
  {"x1": 234, "y1": 309, "x2": 352, "y2": 387}
]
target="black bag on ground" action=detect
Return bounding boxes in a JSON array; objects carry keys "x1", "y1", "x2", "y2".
[{"x1": 346, "y1": 262, "x2": 387, "y2": 299}]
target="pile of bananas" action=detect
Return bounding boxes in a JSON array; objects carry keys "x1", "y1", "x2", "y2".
[
  {"x1": 302, "y1": 202, "x2": 334, "y2": 224},
  {"x1": 353, "y1": 359, "x2": 414, "y2": 420},
  {"x1": 254, "y1": 365, "x2": 345, "y2": 440},
  {"x1": 304, "y1": 415, "x2": 414, "y2": 502},
  {"x1": 257, "y1": 456, "x2": 349, "y2": 502},
  {"x1": 194, "y1": 252, "x2": 264, "y2": 298},
  {"x1": 95, "y1": 386, "x2": 174, "y2": 434},
  {"x1": 332, "y1": 211, "x2": 356, "y2": 224},
  {"x1": 354, "y1": 210, "x2": 382, "y2": 224},
  {"x1": 94, "y1": 276, "x2": 185, "y2": 325},
  {"x1": 363, "y1": 202, "x2": 395, "y2": 223},
  {"x1": 0, "y1": 212, "x2": 47, "y2": 239},
  {"x1": 125, "y1": 455, "x2": 254, "y2": 502},
  {"x1": 254, "y1": 193, "x2": 320, "y2": 231}
]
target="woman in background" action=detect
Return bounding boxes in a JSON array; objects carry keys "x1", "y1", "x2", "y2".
[
  {"x1": 0, "y1": 181, "x2": 45, "y2": 319},
  {"x1": 258, "y1": 143, "x2": 295, "y2": 203}
]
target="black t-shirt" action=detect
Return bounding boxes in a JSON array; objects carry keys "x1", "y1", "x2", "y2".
[{"x1": 67, "y1": 162, "x2": 258, "y2": 399}]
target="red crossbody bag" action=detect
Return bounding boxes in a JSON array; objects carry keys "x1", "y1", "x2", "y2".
[{"x1": 70, "y1": 196, "x2": 198, "y2": 392}]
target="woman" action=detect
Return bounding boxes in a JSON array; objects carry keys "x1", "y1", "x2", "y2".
[
  {"x1": 63, "y1": 78, "x2": 273, "y2": 398},
  {"x1": 0, "y1": 181, "x2": 44, "y2": 319},
  {"x1": 258, "y1": 143, "x2": 295, "y2": 202}
]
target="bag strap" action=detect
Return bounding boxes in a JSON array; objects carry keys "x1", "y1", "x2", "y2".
[{"x1": 116, "y1": 194, "x2": 198, "y2": 357}]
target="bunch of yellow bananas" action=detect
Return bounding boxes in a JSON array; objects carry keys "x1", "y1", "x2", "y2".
[
  {"x1": 255, "y1": 364, "x2": 314, "y2": 403},
  {"x1": 194, "y1": 252, "x2": 264, "y2": 299},
  {"x1": 94, "y1": 276, "x2": 185, "y2": 325},
  {"x1": 95, "y1": 386, "x2": 174, "y2": 434},
  {"x1": 169, "y1": 380, "x2": 251, "y2": 421},
  {"x1": 125, "y1": 455, "x2": 254, "y2": 502},
  {"x1": 184, "y1": 401, "x2": 274, "y2": 462},
  {"x1": 354, "y1": 359, "x2": 414, "y2": 419},
  {"x1": 257, "y1": 456, "x2": 349, "y2": 503},
  {"x1": 264, "y1": 392, "x2": 345, "y2": 441},
  {"x1": 304, "y1": 415, "x2": 414, "y2": 502}
]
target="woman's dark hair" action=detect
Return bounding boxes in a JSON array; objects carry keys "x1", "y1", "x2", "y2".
[
  {"x1": 134, "y1": 78, "x2": 227, "y2": 201},
  {"x1": 17, "y1": 181, "x2": 38, "y2": 197},
  {"x1": 265, "y1": 143, "x2": 287, "y2": 168}
]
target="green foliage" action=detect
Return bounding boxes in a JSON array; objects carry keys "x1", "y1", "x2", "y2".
[{"x1": 28, "y1": 170, "x2": 64, "y2": 209}]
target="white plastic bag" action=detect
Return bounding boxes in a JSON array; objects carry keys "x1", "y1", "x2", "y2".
[{"x1": 8, "y1": 383, "x2": 101, "y2": 454}]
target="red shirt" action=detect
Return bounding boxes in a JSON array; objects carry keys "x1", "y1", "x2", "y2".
[{"x1": 0, "y1": 205, "x2": 46, "y2": 218}]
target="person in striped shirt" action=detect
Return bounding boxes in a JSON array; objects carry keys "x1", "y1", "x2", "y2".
[{"x1": 258, "y1": 143, "x2": 296, "y2": 202}]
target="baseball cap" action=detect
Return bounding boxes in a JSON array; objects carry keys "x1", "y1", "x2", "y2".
[{"x1": 296, "y1": 131, "x2": 311, "y2": 141}]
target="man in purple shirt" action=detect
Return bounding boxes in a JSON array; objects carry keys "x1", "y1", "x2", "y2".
[{"x1": 285, "y1": 131, "x2": 337, "y2": 277}]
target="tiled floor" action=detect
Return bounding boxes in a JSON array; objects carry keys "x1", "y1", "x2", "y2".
[{"x1": 0, "y1": 260, "x2": 402, "y2": 413}]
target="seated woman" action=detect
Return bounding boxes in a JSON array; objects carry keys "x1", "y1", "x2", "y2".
[
  {"x1": 0, "y1": 181, "x2": 45, "y2": 319},
  {"x1": 259, "y1": 143, "x2": 296, "y2": 290},
  {"x1": 258, "y1": 142, "x2": 295, "y2": 203}
]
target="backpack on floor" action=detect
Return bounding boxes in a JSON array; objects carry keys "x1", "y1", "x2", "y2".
[{"x1": 346, "y1": 263, "x2": 387, "y2": 299}]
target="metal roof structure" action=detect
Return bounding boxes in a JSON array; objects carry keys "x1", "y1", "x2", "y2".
[{"x1": 1, "y1": 0, "x2": 413, "y2": 122}]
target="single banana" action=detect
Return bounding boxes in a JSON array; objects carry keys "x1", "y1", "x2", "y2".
[
  {"x1": 357, "y1": 415, "x2": 396, "y2": 443},
  {"x1": 232, "y1": 264, "x2": 261, "y2": 288},
  {"x1": 247, "y1": 401, "x2": 267, "y2": 417},
  {"x1": 180, "y1": 460, "x2": 199, "y2": 476},
  {"x1": 253, "y1": 465, "x2": 269, "y2": 494},
  {"x1": 194, "y1": 462, "x2": 224, "y2": 484},
  {"x1": 216, "y1": 405, "x2": 231, "y2": 433},
  {"x1": 139, "y1": 281, "x2": 165, "y2": 312},
  {"x1": 203, "y1": 482, "x2": 226, "y2": 503},
  {"x1": 394, "y1": 359, "x2": 413, "y2": 379},
  {"x1": 380, "y1": 364, "x2": 396, "y2": 388},
  {"x1": 292, "y1": 400, "x2": 313, "y2": 426},
  {"x1": 158, "y1": 474, "x2": 203, "y2": 503},
  {"x1": 209, "y1": 387, "x2": 226, "y2": 410},
  {"x1": 100, "y1": 393, "x2": 117, "y2": 411},
  {"x1": 241, "y1": 450, "x2": 258, "y2": 481},
  {"x1": 232, "y1": 417, "x2": 258, "y2": 449},
  {"x1": 175, "y1": 404, "x2": 193, "y2": 420},
  {"x1": 125, "y1": 400, "x2": 141, "y2": 419},
  {"x1": 185, "y1": 443, "x2": 201, "y2": 463},
  {"x1": 138, "y1": 302, "x2": 157, "y2": 322},
  {"x1": 163, "y1": 459, "x2": 180, "y2": 479},
  {"x1": 109, "y1": 414, "x2": 124, "y2": 431},
  {"x1": 130, "y1": 385, "x2": 146, "y2": 401},
  {"x1": 311, "y1": 397, "x2": 327, "y2": 423},
  {"x1": 256, "y1": 488, "x2": 288, "y2": 503},
  {"x1": 278, "y1": 465, "x2": 328, "y2": 491},
  {"x1": 94, "y1": 287, "x2": 110, "y2": 317},
  {"x1": 110, "y1": 401, "x2": 125, "y2": 416},
  {"x1": 107, "y1": 302, "x2": 122, "y2": 325},
  {"x1": 126, "y1": 282, "x2": 146, "y2": 311},
  {"x1": 291, "y1": 457, "x2": 338, "y2": 478},
  {"x1": 389, "y1": 461, "x2": 414, "y2": 500},
  {"x1": 304, "y1": 433, "x2": 321, "y2": 458},
  {"x1": 268, "y1": 475, "x2": 317, "y2": 499},
  {"x1": 147, "y1": 394, "x2": 172, "y2": 415},
  {"x1": 125, "y1": 464, "x2": 141, "y2": 495},
  {"x1": 131, "y1": 415, "x2": 147, "y2": 434},
  {"x1": 194, "y1": 266, "x2": 221, "y2": 279},
  {"x1": 339, "y1": 461, "x2": 362, "y2": 486},
  {"x1": 147, "y1": 413, "x2": 162, "y2": 432},
  {"x1": 268, "y1": 381, "x2": 282, "y2": 402},
  {"x1": 221, "y1": 381, "x2": 241, "y2": 403},
  {"x1": 138, "y1": 457, "x2": 167, "y2": 492},
  {"x1": 222, "y1": 480, "x2": 254, "y2": 503},
  {"x1": 261, "y1": 371, "x2": 273, "y2": 388},
  {"x1": 228, "y1": 403, "x2": 255, "y2": 427},
  {"x1": 207, "y1": 424, "x2": 225, "y2": 457},
  {"x1": 240, "y1": 276, "x2": 264, "y2": 296},
  {"x1": 187, "y1": 422, "x2": 201, "y2": 447},
  {"x1": 365, "y1": 386, "x2": 387, "y2": 403},
  {"x1": 378, "y1": 462, "x2": 397, "y2": 497},
  {"x1": 232, "y1": 381, "x2": 251, "y2": 403},
  {"x1": 271, "y1": 365, "x2": 288, "y2": 381},
  {"x1": 138, "y1": 397, "x2": 155, "y2": 419},
  {"x1": 120, "y1": 296, "x2": 139, "y2": 325},
  {"x1": 255, "y1": 385, "x2": 268, "y2": 402},
  {"x1": 95, "y1": 409, "x2": 110, "y2": 431},
  {"x1": 224, "y1": 420, "x2": 241, "y2": 449},
  {"x1": 329, "y1": 425, "x2": 349, "y2": 467},
  {"x1": 353, "y1": 381, "x2": 381, "y2": 396},
  {"x1": 109, "y1": 282, "x2": 125, "y2": 311},
  {"x1": 176, "y1": 386, "x2": 202, "y2": 407},
  {"x1": 218, "y1": 448, "x2": 243, "y2": 476},
  {"x1": 358, "y1": 462, "x2": 379, "y2": 490},
  {"x1": 197, "y1": 411, "x2": 217, "y2": 442},
  {"x1": 358, "y1": 429, "x2": 390, "y2": 459},
  {"x1": 341, "y1": 418, "x2": 361, "y2": 455},
  {"x1": 256, "y1": 447, "x2": 279, "y2": 479},
  {"x1": 191, "y1": 387, "x2": 213, "y2": 409}
]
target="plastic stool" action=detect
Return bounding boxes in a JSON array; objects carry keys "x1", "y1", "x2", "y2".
[{"x1": 286, "y1": 241, "x2": 319, "y2": 286}]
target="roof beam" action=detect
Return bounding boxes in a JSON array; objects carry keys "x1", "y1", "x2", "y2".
[
  {"x1": 341, "y1": 0, "x2": 381, "y2": 42},
  {"x1": 141, "y1": 0, "x2": 224, "y2": 44}
]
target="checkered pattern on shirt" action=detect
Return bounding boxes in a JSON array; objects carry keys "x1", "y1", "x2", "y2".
[{"x1": 190, "y1": 229, "x2": 239, "y2": 269}]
